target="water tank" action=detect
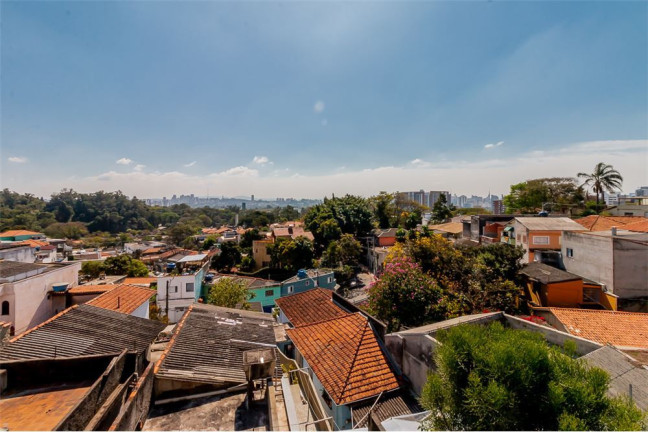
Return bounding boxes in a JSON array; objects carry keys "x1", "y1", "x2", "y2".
[
  {"x1": 166, "y1": 262, "x2": 176, "y2": 271},
  {"x1": 297, "y1": 269, "x2": 307, "y2": 279},
  {"x1": 51, "y1": 283, "x2": 69, "y2": 293},
  {"x1": 242, "y1": 348, "x2": 277, "y2": 381}
]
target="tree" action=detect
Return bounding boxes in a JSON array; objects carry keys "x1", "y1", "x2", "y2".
[
  {"x1": 431, "y1": 194, "x2": 453, "y2": 223},
  {"x1": 239, "y1": 256, "x2": 255, "y2": 272},
  {"x1": 207, "y1": 278, "x2": 255, "y2": 309},
  {"x1": 321, "y1": 234, "x2": 362, "y2": 268},
  {"x1": 578, "y1": 162, "x2": 624, "y2": 210},
  {"x1": 44, "y1": 222, "x2": 89, "y2": 239},
  {"x1": 269, "y1": 236, "x2": 314, "y2": 272},
  {"x1": 503, "y1": 178, "x2": 583, "y2": 214},
  {"x1": 101, "y1": 255, "x2": 149, "y2": 277},
  {"x1": 211, "y1": 242, "x2": 242, "y2": 272},
  {"x1": 239, "y1": 228, "x2": 264, "y2": 249},
  {"x1": 168, "y1": 223, "x2": 199, "y2": 246},
  {"x1": 368, "y1": 256, "x2": 444, "y2": 332},
  {"x1": 420, "y1": 322, "x2": 646, "y2": 431},
  {"x1": 304, "y1": 195, "x2": 373, "y2": 250},
  {"x1": 81, "y1": 261, "x2": 105, "y2": 279},
  {"x1": 370, "y1": 192, "x2": 398, "y2": 228}
]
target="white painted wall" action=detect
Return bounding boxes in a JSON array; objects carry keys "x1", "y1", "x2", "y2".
[
  {"x1": 0, "y1": 262, "x2": 81, "y2": 334},
  {"x1": 562, "y1": 232, "x2": 614, "y2": 293},
  {"x1": 0, "y1": 246, "x2": 35, "y2": 263},
  {"x1": 131, "y1": 300, "x2": 150, "y2": 319}
]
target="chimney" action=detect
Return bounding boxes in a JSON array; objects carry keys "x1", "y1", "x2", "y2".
[
  {"x1": 117, "y1": 296, "x2": 121, "y2": 309},
  {"x1": 611, "y1": 226, "x2": 617, "y2": 236}
]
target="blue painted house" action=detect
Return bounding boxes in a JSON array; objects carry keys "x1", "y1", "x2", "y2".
[{"x1": 280, "y1": 268, "x2": 336, "y2": 297}]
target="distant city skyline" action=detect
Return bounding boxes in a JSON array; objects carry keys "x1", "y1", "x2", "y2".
[{"x1": 1, "y1": 1, "x2": 646, "y2": 198}]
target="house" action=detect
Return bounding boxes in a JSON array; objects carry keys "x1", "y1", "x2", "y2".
[
  {"x1": 86, "y1": 284, "x2": 155, "y2": 318},
  {"x1": 123, "y1": 276, "x2": 158, "y2": 287},
  {"x1": 372, "y1": 228, "x2": 399, "y2": 247},
  {"x1": 252, "y1": 238, "x2": 273, "y2": 268},
  {"x1": 0, "y1": 260, "x2": 82, "y2": 335},
  {"x1": 275, "y1": 288, "x2": 349, "y2": 327},
  {"x1": 156, "y1": 254, "x2": 210, "y2": 323},
  {"x1": 562, "y1": 229, "x2": 648, "y2": 309},
  {"x1": 461, "y1": 214, "x2": 517, "y2": 244},
  {"x1": 0, "y1": 303, "x2": 165, "y2": 361},
  {"x1": 367, "y1": 245, "x2": 392, "y2": 275},
  {"x1": 271, "y1": 224, "x2": 315, "y2": 242},
  {"x1": 211, "y1": 274, "x2": 282, "y2": 313},
  {"x1": 286, "y1": 313, "x2": 401, "y2": 429},
  {"x1": 147, "y1": 304, "x2": 289, "y2": 430},
  {"x1": 280, "y1": 268, "x2": 336, "y2": 296},
  {"x1": 0, "y1": 242, "x2": 35, "y2": 263},
  {"x1": 573, "y1": 215, "x2": 647, "y2": 232},
  {"x1": 0, "y1": 229, "x2": 45, "y2": 242},
  {"x1": 532, "y1": 308, "x2": 648, "y2": 350},
  {"x1": 64, "y1": 284, "x2": 117, "y2": 306},
  {"x1": 428, "y1": 222, "x2": 463, "y2": 240},
  {"x1": 519, "y1": 262, "x2": 617, "y2": 310},
  {"x1": 501, "y1": 217, "x2": 585, "y2": 263}
]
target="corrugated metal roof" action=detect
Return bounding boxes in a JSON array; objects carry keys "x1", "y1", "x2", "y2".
[
  {"x1": 520, "y1": 262, "x2": 582, "y2": 284},
  {"x1": 0, "y1": 304, "x2": 165, "y2": 360},
  {"x1": 352, "y1": 391, "x2": 423, "y2": 428},
  {"x1": 176, "y1": 254, "x2": 208, "y2": 263},
  {"x1": 155, "y1": 304, "x2": 277, "y2": 386},
  {"x1": 513, "y1": 217, "x2": 585, "y2": 231}
]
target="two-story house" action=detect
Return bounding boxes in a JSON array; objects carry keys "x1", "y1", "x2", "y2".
[
  {"x1": 157, "y1": 254, "x2": 210, "y2": 323},
  {"x1": 280, "y1": 269, "x2": 336, "y2": 297},
  {"x1": 501, "y1": 217, "x2": 585, "y2": 263}
]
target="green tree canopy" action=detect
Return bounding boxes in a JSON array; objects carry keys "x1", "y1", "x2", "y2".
[
  {"x1": 503, "y1": 177, "x2": 583, "y2": 214},
  {"x1": 100, "y1": 255, "x2": 149, "y2": 277},
  {"x1": 369, "y1": 192, "x2": 398, "y2": 229},
  {"x1": 269, "y1": 236, "x2": 314, "y2": 272},
  {"x1": 578, "y1": 162, "x2": 624, "y2": 209},
  {"x1": 207, "y1": 277, "x2": 255, "y2": 309},
  {"x1": 421, "y1": 322, "x2": 646, "y2": 431},
  {"x1": 304, "y1": 195, "x2": 373, "y2": 250},
  {"x1": 211, "y1": 242, "x2": 242, "y2": 272},
  {"x1": 321, "y1": 234, "x2": 362, "y2": 268},
  {"x1": 431, "y1": 194, "x2": 454, "y2": 223}
]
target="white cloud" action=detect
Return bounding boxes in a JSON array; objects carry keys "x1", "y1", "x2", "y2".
[
  {"x1": 134, "y1": 164, "x2": 146, "y2": 172},
  {"x1": 8, "y1": 139, "x2": 646, "y2": 200},
  {"x1": 410, "y1": 158, "x2": 431, "y2": 168},
  {"x1": 484, "y1": 141, "x2": 504, "y2": 149},
  {"x1": 8, "y1": 156, "x2": 27, "y2": 163},
  {"x1": 116, "y1": 158, "x2": 133, "y2": 165},
  {"x1": 184, "y1": 161, "x2": 197, "y2": 167},
  {"x1": 313, "y1": 100, "x2": 325, "y2": 113},
  {"x1": 252, "y1": 156, "x2": 272, "y2": 166}
]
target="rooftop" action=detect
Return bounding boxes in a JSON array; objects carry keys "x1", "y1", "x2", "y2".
[
  {"x1": 67, "y1": 284, "x2": 116, "y2": 295},
  {"x1": 0, "y1": 229, "x2": 42, "y2": 237},
  {"x1": 351, "y1": 391, "x2": 423, "y2": 429},
  {"x1": 0, "y1": 304, "x2": 165, "y2": 360},
  {"x1": 275, "y1": 288, "x2": 347, "y2": 327},
  {"x1": 573, "y1": 215, "x2": 647, "y2": 231},
  {"x1": 623, "y1": 219, "x2": 648, "y2": 233},
  {"x1": 519, "y1": 262, "x2": 582, "y2": 284},
  {"x1": 513, "y1": 217, "x2": 586, "y2": 231},
  {"x1": 281, "y1": 268, "x2": 334, "y2": 284},
  {"x1": 176, "y1": 253, "x2": 208, "y2": 263},
  {"x1": 286, "y1": 313, "x2": 400, "y2": 405},
  {"x1": 373, "y1": 228, "x2": 399, "y2": 238},
  {"x1": 155, "y1": 304, "x2": 278, "y2": 387},
  {"x1": 428, "y1": 222, "x2": 463, "y2": 234},
  {"x1": 546, "y1": 308, "x2": 648, "y2": 350},
  {"x1": 123, "y1": 276, "x2": 158, "y2": 285},
  {"x1": 0, "y1": 260, "x2": 71, "y2": 282},
  {"x1": 86, "y1": 284, "x2": 156, "y2": 314}
]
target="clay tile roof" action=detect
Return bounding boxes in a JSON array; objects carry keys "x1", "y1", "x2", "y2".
[
  {"x1": 573, "y1": 215, "x2": 647, "y2": 231},
  {"x1": 623, "y1": 219, "x2": 648, "y2": 233},
  {"x1": 275, "y1": 288, "x2": 347, "y2": 327},
  {"x1": 0, "y1": 230, "x2": 42, "y2": 237},
  {"x1": 18, "y1": 239, "x2": 49, "y2": 248},
  {"x1": 548, "y1": 308, "x2": 648, "y2": 349},
  {"x1": 67, "y1": 284, "x2": 116, "y2": 295},
  {"x1": 286, "y1": 313, "x2": 400, "y2": 405},
  {"x1": 86, "y1": 284, "x2": 155, "y2": 315},
  {"x1": 122, "y1": 277, "x2": 158, "y2": 286},
  {"x1": 273, "y1": 227, "x2": 291, "y2": 237}
]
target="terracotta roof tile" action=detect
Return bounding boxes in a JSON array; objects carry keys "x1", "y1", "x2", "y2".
[
  {"x1": 548, "y1": 308, "x2": 648, "y2": 349},
  {"x1": 123, "y1": 277, "x2": 158, "y2": 286},
  {"x1": 67, "y1": 284, "x2": 116, "y2": 295},
  {"x1": 86, "y1": 284, "x2": 155, "y2": 315},
  {"x1": 0, "y1": 230, "x2": 42, "y2": 237},
  {"x1": 573, "y1": 215, "x2": 647, "y2": 231},
  {"x1": 623, "y1": 219, "x2": 648, "y2": 233},
  {"x1": 275, "y1": 288, "x2": 347, "y2": 327},
  {"x1": 18, "y1": 239, "x2": 49, "y2": 248},
  {"x1": 286, "y1": 313, "x2": 400, "y2": 405}
]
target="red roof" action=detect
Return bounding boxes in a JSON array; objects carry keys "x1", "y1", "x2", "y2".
[
  {"x1": 548, "y1": 308, "x2": 648, "y2": 349},
  {"x1": 86, "y1": 284, "x2": 155, "y2": 315},
  {"x1": 573, "y1": 215, "x2": 647, "y2": 231},
  {"x1": 623, "y1": 219, "x2": 648, "y2": 233},
  {"x1": 275, "y1": 288, "x2": 347, "y2": 327},
  {"x1": 286, "y1": 313, "x2": 400, "y2": 405},
  {"x1": 67, "y1": 284, "x2": 116, "y2": 295},
  {"x1": 18, "y1": 239, "x2": 49, "y2": 248},
  {"x1": 123, "y1": 277, "x2": 157, "y2": 286},
  {"x1": 0, "y1": 230, "x2": 42, "y2": 237}
]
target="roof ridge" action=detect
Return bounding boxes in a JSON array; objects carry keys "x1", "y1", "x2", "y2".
[
  {"x1": 339, "y1": 316, "x2": 371, "y2": 401},
  {"x1": 10, "y1": 305, "x2": 79, "y2": 342},
  {"x1": 549, "y1": 307, "x2": 648, "y2": 316},
  {"x1": 154, "y1": 304, "x2": 193, "y2": 374}
]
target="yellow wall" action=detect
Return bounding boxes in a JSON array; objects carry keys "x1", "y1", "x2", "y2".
[{"x1": 546, "y1": 280, "x2": 583, "y2": 307}]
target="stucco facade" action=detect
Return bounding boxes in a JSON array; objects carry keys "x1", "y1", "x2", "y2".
[
  {"x1": 156, "y1": 262, "x2": 209, "y2": 323},
  {"x1": 0, "y1": 245, "x2": 35, "y2": 263}
]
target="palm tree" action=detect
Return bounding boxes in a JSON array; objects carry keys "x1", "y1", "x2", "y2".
[{"x1": 577, "y1": 162, "x2": 623, "y2": 210}]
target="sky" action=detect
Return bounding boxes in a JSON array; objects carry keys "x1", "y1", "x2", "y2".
[{"x1": 1, "y1": 1, "x2": 647, "y2": 199}]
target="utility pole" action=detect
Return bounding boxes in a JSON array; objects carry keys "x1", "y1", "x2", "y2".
[{"x1": 165, "y1": 280, "x2": 170, "y2": 319}]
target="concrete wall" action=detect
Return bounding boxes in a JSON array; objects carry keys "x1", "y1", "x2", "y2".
[
  {"x1": 385, "y1": 333, "x2": 439, "y2": 396},
  {"x1": 132, "y1": 301, "x2": 149, "y2": 319},
  {"x1": 612, "y1": 237, "x2": 648, "y2": 299},
  {"x1": 0, "y1": 261, "x2": 81, "y2": 334},
  {"x1": 562, "y1": 232, "x2": 614, "y2": 292},
  {"x1": 109, "y1": 361, "x2": 156, "y2": 431},
  {"x1": 0, "y1": 246, "x2": 35, "y2": 263},
  {"x1": 157, "y1": 274, "x2": 198, "y2": 323}
]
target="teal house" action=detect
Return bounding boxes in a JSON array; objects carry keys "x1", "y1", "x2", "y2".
[
  {"x1": 281, "y1": 269, "x2": 336, "y2": 297},
  {"x1": 212, "y1": 274, "x2": 282, "y2": 313},
  {"x1": 0, "y1": 230, "x2": 45, "y2": 242}
]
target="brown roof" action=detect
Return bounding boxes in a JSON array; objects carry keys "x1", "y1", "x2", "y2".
[
  {"x1": 623, "y1": 219, "x2": 648, "y2": 233},
  {"x1": 428, "y1": 222, "x2": 463, "y2": 234},
  {"x1": 123, "y1": 277, "x2": 157, "y2": 286},
  {"x1": 275, "y1": 288, "x2": 347, "y2": 327},
  {"x1": 548, "y1": 308, "x2": 648, "y2": 349},
  {"x1": 573, "y1": 215, "x2": 646, "y2": 231},
  {"x1": 18, "y1": 239, "x2": 49, "y2": 248},
  {"x1": 0, "y1": 230, "x2": 42, "y2": 237},
  {"x1": 287, "y1": 313, "x2": 399, "y2": 405},
  {"x1": 67, "y1": 284, "x2": 116, "y2": 295},
  {"x1": 86, "y1": 284, "x2": 155, "y2": 315}
]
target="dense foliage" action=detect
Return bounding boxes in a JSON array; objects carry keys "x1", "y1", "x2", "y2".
[
  {"x1": 321, "y1": 234, "x2": 362, "y2": 268},
  {"x1": 268, "y1": 236, "x2": 314, "y2": 272},
  {"x1": 304, "y1": 195, "x2": 373, "y2": 250},
  {"x1": 578, "y1": 162, "x2": 624, "y2": 209},
  {"x1": 421, "y1": 322, "x2": 646, "y2": 431},
  {"x1": 211, "y1": 242, "x2": 242, "y2": 272},
  {"x1": 80, "y1": 255, "x2": 149, "y2": 278},
  {"x1": 368, "y1": 256, "x2": 444, "y2": 331},
  {"x1": 503, "y1": 177, "x2": 584, "y2": 214},
  {"x1": 206, "y1": 278, "x2": 255, "y2": 309}
]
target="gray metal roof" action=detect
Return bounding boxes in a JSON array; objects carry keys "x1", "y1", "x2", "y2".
[
  {"x1": 581, "y1": 346, "x2": 648, "y2": 411},
  {"x1": 155, "y1": 304, "x2": 278, "y2": 386},
  {"x1": 351, "y1": 391, "x2": 423, "y2": 428},
  {"x1": 513, "y1": 217, "x2": 585, "y2": 231},
  {"x1": 0, "y1": 304, "x2": 165, "y2": 360},
  {"x1": 519, "y1": 262, "x2": 582, "y2": 284}
]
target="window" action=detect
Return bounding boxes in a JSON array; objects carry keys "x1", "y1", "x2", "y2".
[
  {"x1": 186, "y1": 283, "x2": 194, "y2": 292},
  {"x1": 265, "y1": 289, "x2": 274, "y2": 297},
  {"x1": 566, "y1": 248, "x2": 574, "y2": 258},
  {"x1": 532, "y1": 236, "x2": 550, "y2": 245},
  {"x1": 305, "y1": 280, "x2": 311, "y2": 286},
  {"x1": 517, "y1": 234, "x2": 521, "y2": 242},
  {"x1": 327, "y1": 276, "x2": 333, "y2": 283},
  {"x1": 287, "y1": 286, "x2": 294, "y2": 294},
  {"x1": 1, "y1": 301, "x2": 9, "y2": 315}
]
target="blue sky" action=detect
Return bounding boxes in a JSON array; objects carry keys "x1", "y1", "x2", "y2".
[{"x1": 2, "y1": 1, "x2": 646, "y2": 198}]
